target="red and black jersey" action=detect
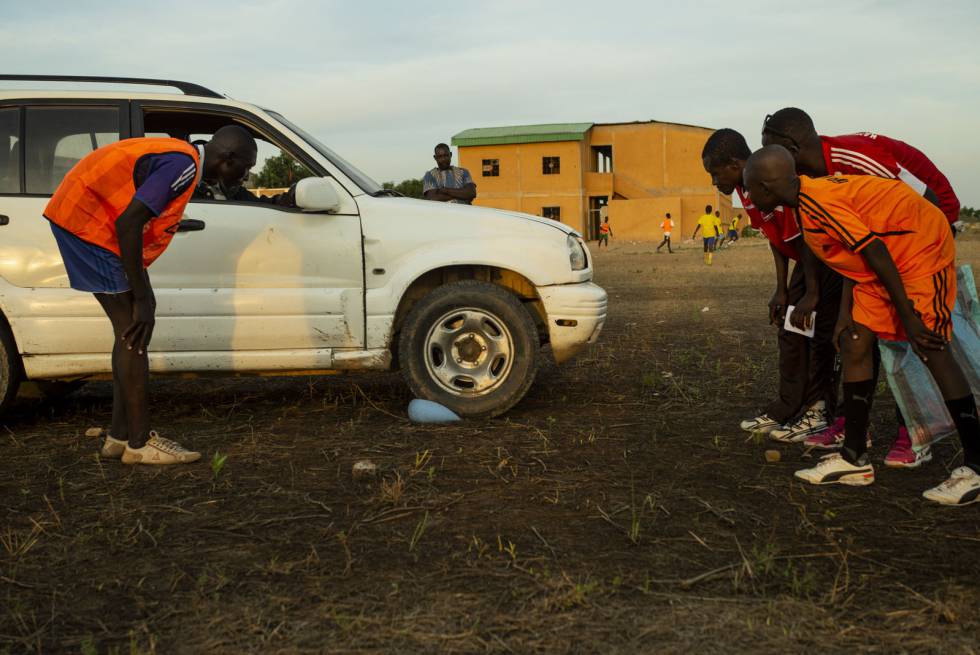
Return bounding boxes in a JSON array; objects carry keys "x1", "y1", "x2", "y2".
[
  {"x1": 735, "y1": 186, "x2": 800, "y2": 260},
  {"x1": 821, "y1": 133, "x2": 959, "y2": 225}
]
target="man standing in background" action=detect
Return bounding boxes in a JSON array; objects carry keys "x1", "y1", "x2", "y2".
[{"x1": 423, "y1": 143, "x2": 476, "y2": 205}]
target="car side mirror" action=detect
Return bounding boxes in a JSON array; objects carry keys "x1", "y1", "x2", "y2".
[{"x1": 295, "y1": 177, "x2": 341, "y2": 213}]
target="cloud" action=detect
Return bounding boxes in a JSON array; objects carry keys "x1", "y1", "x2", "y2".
[{"x1": 1, "y1": 0, "x2": 979, "y2": 203}]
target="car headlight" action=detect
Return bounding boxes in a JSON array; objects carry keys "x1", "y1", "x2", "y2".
[{"x1": 567, "y1": 234, "x2": 587, "y2": 271}]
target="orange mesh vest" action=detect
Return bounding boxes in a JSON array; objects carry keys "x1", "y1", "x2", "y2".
[{"x1": 44, "y1": 138, "x2": 201, "y2": 267}]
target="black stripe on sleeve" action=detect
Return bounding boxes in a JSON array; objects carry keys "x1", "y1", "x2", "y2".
[
  {"x1": 798, "y1": 201, "x2": 854, "y2": 247},
  {"x1": 799, "y1": 193, "x2": 862, "y2": 248}
]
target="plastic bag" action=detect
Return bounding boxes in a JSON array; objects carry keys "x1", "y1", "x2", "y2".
[{"x1": 878, "y1": 265, "x2": 980, "y2": 451}]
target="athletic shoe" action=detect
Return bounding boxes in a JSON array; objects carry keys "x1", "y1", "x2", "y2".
[
  {"x1": 740, "y1": 413, "x2": 780, "y2": 434},
  {"x1": 769, "y1": 403, "x2": 828, "y2": 443},
  {"x1": 803, "y1": 417, "x2": 872, "y2": 451},
  {"x1": 794, "y1": 452, "x2": 875, "y2": 486},
  {"x1": 884, "y1": 426, "x2": 933, "y2": 468},
  {"x1": 922, "y1": 467, "x2": 980, "y2": 506},
  {"x1": 803, "y1": 416, "x2": 845, "y2": 449},
  {"x1": 100, "y1": 434, "x2": 128, "y2": 459},
  {"x1": 121, "y1": 432, "x2": 201, "y2": 465}
]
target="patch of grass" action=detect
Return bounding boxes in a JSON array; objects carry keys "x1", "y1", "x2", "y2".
[
  {"x1": 210, "y1": 452, "x2": 228, "y2": 478},
  {"x1": 408, "y1": 511, "x2": 429, "y2": 553},
  {"x1": 379, "y1": 473, "x2": 404, "y2": 505}
]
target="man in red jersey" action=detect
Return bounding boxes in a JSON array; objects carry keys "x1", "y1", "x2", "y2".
[
  {"x1": 760, "y1": 108, "x2": 960, "y2": 227},
  {"x1": 761, "y1": 107, "x2": 962, "y2": 466},
  {"x1": 702, "y1": 129, "x2": 841, "y2": 443}
]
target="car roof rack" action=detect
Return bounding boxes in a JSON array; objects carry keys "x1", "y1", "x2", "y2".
[{"x1": 0, "y1": 75, "x2": 223, "y2": 99}]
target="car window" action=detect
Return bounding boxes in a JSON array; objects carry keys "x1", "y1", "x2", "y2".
[
  {"x1": 187, "y1": 132, "x2": 314, "y2": 197},
  {"x1": 25, "y1": 106, "x2": 120, "y2": 195},
  {"x1": 267, "y1": 110, "x2": 382, "y2": 195},
  {"x1": 141, "y1": 109, "x2": 314, "y2": 206},
  {"x1": 0, "y1": 107, "x2": 19, "y2": 193}
]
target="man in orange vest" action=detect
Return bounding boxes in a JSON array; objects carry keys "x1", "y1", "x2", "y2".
[{"x1": 44, "y1": 126, "x2": 258, "y2": 465}]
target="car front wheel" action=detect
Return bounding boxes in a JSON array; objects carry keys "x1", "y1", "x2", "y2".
[{"x1": 398, "y1": 280, "x2": 540, "y2": 418}]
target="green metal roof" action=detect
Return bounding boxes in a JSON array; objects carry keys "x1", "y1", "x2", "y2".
[{"x1": 451, "y1": 123, "x2": 594, "y2": 147}]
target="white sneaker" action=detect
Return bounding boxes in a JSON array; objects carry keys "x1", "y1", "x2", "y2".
[
  {"x1": 922, "y1": 467, "x2": 980, "y2": 506},
  {"x1": 121, "y1": 432, "x2": 201, "y2": 465},
  {"x1": 770, "y1": 403, "x2": 828, "y2": 443},
  {"x1": 740, "y1": 413, "x2": 780, "y2": 434},
  {"x1": 794, "y1": 452, "x2": 875, "y2": 486},
  {"x1": 100, "y1": 434, "x2": 128, "y2": 459}
]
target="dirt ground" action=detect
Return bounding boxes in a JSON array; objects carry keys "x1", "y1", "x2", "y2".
[{"x1": 2, "y1": 233, "x2": 979, "y2": 654}]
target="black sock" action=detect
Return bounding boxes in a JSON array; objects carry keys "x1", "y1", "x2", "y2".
[
  {"x1": 945, "y1": 396, "x2": 980, "y2": 473},
  {"x1": 842, "y1": 380, "x2": 875, "y2": 463},
  {"x1": 894, "y1": 404, "x2": 907, "y2": 428}
]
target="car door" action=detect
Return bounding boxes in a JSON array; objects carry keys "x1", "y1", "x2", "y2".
[
  {"x1": 133, "y1": 103, "x2": 365, "y2": 364},
  {"x1": 0, "y1": 100, "x2": 128, "y2": 357}
]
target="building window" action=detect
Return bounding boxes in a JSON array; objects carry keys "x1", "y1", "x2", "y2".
[
  {"x1": 542, "y1": 206, "x2": 561, "y2": 220},
  {"x1": 542, "y1": 156, "x2": 560, "y2": 175},
  {"x1": 591, "y1": 145, "x2": 613, "y2": 173},
  {"x1": 481, "y1": 159, "x2": 499, "y2": 177}
]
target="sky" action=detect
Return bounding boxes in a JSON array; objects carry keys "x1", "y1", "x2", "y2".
[{"x1": 2, "y1": 0, "x2": 979, "y2": 206}]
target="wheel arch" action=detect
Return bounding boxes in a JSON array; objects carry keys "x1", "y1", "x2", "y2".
[
  {"x1": 0, "y1": 303, "x2": 26, "y2": 379},
  {"x1": 389, "y1": 265, "x2": 547, "y2": 366}
]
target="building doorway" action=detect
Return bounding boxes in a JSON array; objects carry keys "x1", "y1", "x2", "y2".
[{"x1": 588, "y1": 196, "x2": 608, "y2": 240}]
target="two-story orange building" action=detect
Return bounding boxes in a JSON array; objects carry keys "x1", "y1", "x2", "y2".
[{"x1": 451, "y1": 121, "x2": 733, "y2": 241}]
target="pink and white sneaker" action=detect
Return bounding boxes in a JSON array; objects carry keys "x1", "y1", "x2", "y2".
[
  {"x1": 884, "y1": 426, "x2": 933, "y2": 468},
  {"x1": 803, "y1": 416, "x2": 872, "y2": 451},
  {"x1": 804, "y1": 416, "x2": 846, "y2": 450}
]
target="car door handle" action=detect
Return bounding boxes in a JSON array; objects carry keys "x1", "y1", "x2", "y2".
[
  {"x1": 177, "y1": 219, "x2": 206, "y2": 232},
  {"x1": 0, "y1": 214, "x2": 9, "y2": 226}
]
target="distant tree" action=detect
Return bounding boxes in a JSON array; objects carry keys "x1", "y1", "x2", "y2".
[
  {"x1": 960, "y1": 206, "x2": 979, "y2": 222},
  {"x1": 382, "y1": 178, "x2": 424, "y2": 199},
  {"x1": 254, "y1": 153, "x2": 313, "y2": 188}
]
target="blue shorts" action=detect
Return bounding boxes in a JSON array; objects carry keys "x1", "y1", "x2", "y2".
[
  {"x1": 50, "y1": 222, "x2": 131, "y2": 294},
  {"x1": 728, "y1": 230, "x2": 738, "y2": 238},
  {"x1": 702, "y1": 236, "x2": 716, "y2": 251}
]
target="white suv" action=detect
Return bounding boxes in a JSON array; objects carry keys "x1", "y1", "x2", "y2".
[{"x1": 0, "y1": 76, "x2": 607, "y2": 417}]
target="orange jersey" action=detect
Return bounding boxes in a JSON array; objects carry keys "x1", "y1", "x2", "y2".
[
  {"x1": 796, "y1": 175, "x2": 954, "y2": 284},
  {"x1": 599, "y1": 223, "x2": 611, "y2": 235},
  {"x1": 660, "y1": 219, "x2": 674, "y2": 232}
]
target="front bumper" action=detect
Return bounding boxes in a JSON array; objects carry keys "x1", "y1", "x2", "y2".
[{"x1": 536, "y1": 281, "x2": 608, "y2": 364}]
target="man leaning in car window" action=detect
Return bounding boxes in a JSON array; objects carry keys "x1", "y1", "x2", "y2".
[
  {"x1": 192, "y1": 144, "x2": 297, "y2": 207},
  {"x1": 423, "y1": 143, "x2": 476, "y2": 205}
]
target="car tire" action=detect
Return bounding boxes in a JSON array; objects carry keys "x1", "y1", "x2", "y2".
[
  {"x1": 0, "y1": 317, "x2": 22, "y2": 414},
  {"x1": 398, "y1": 280, "x2": 540, "y2": 418}
]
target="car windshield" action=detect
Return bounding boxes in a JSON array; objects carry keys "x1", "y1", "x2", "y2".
[{"x1": 266, "y1": 110, "x2": 382, "y2": 195}]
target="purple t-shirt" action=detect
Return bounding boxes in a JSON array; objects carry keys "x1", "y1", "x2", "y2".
[{"x1": 132, "y1": 151, "x2": 198, "y2": 216}]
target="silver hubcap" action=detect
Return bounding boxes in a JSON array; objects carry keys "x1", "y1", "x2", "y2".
[{"x1": 424, "y1": 307, "x2": 514, "y2": 396}]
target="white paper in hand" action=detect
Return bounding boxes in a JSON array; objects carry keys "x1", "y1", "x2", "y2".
[{"x1": 784, "y1": 305, "x2": 816, "y2": 338}]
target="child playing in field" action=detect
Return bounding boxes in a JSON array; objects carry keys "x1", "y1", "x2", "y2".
[
  {"x1": 692, "y1": 205, "x2": 718, "y2": 265},
  {"x1": 714, "y1": 210, "x2": 727, "y2": 248},
  {"x1": 727, "y1": 213, "x2": 741, "y2": 244},
  {"x1": 598, "y1": 217, "x2": 612, "y2": 248},
  {"x1": 656, "y1": 213, "x2": 674, "y2": 253},
  {"x1": 744, "y1": 145, "x2": 980, "y2": 505}
]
